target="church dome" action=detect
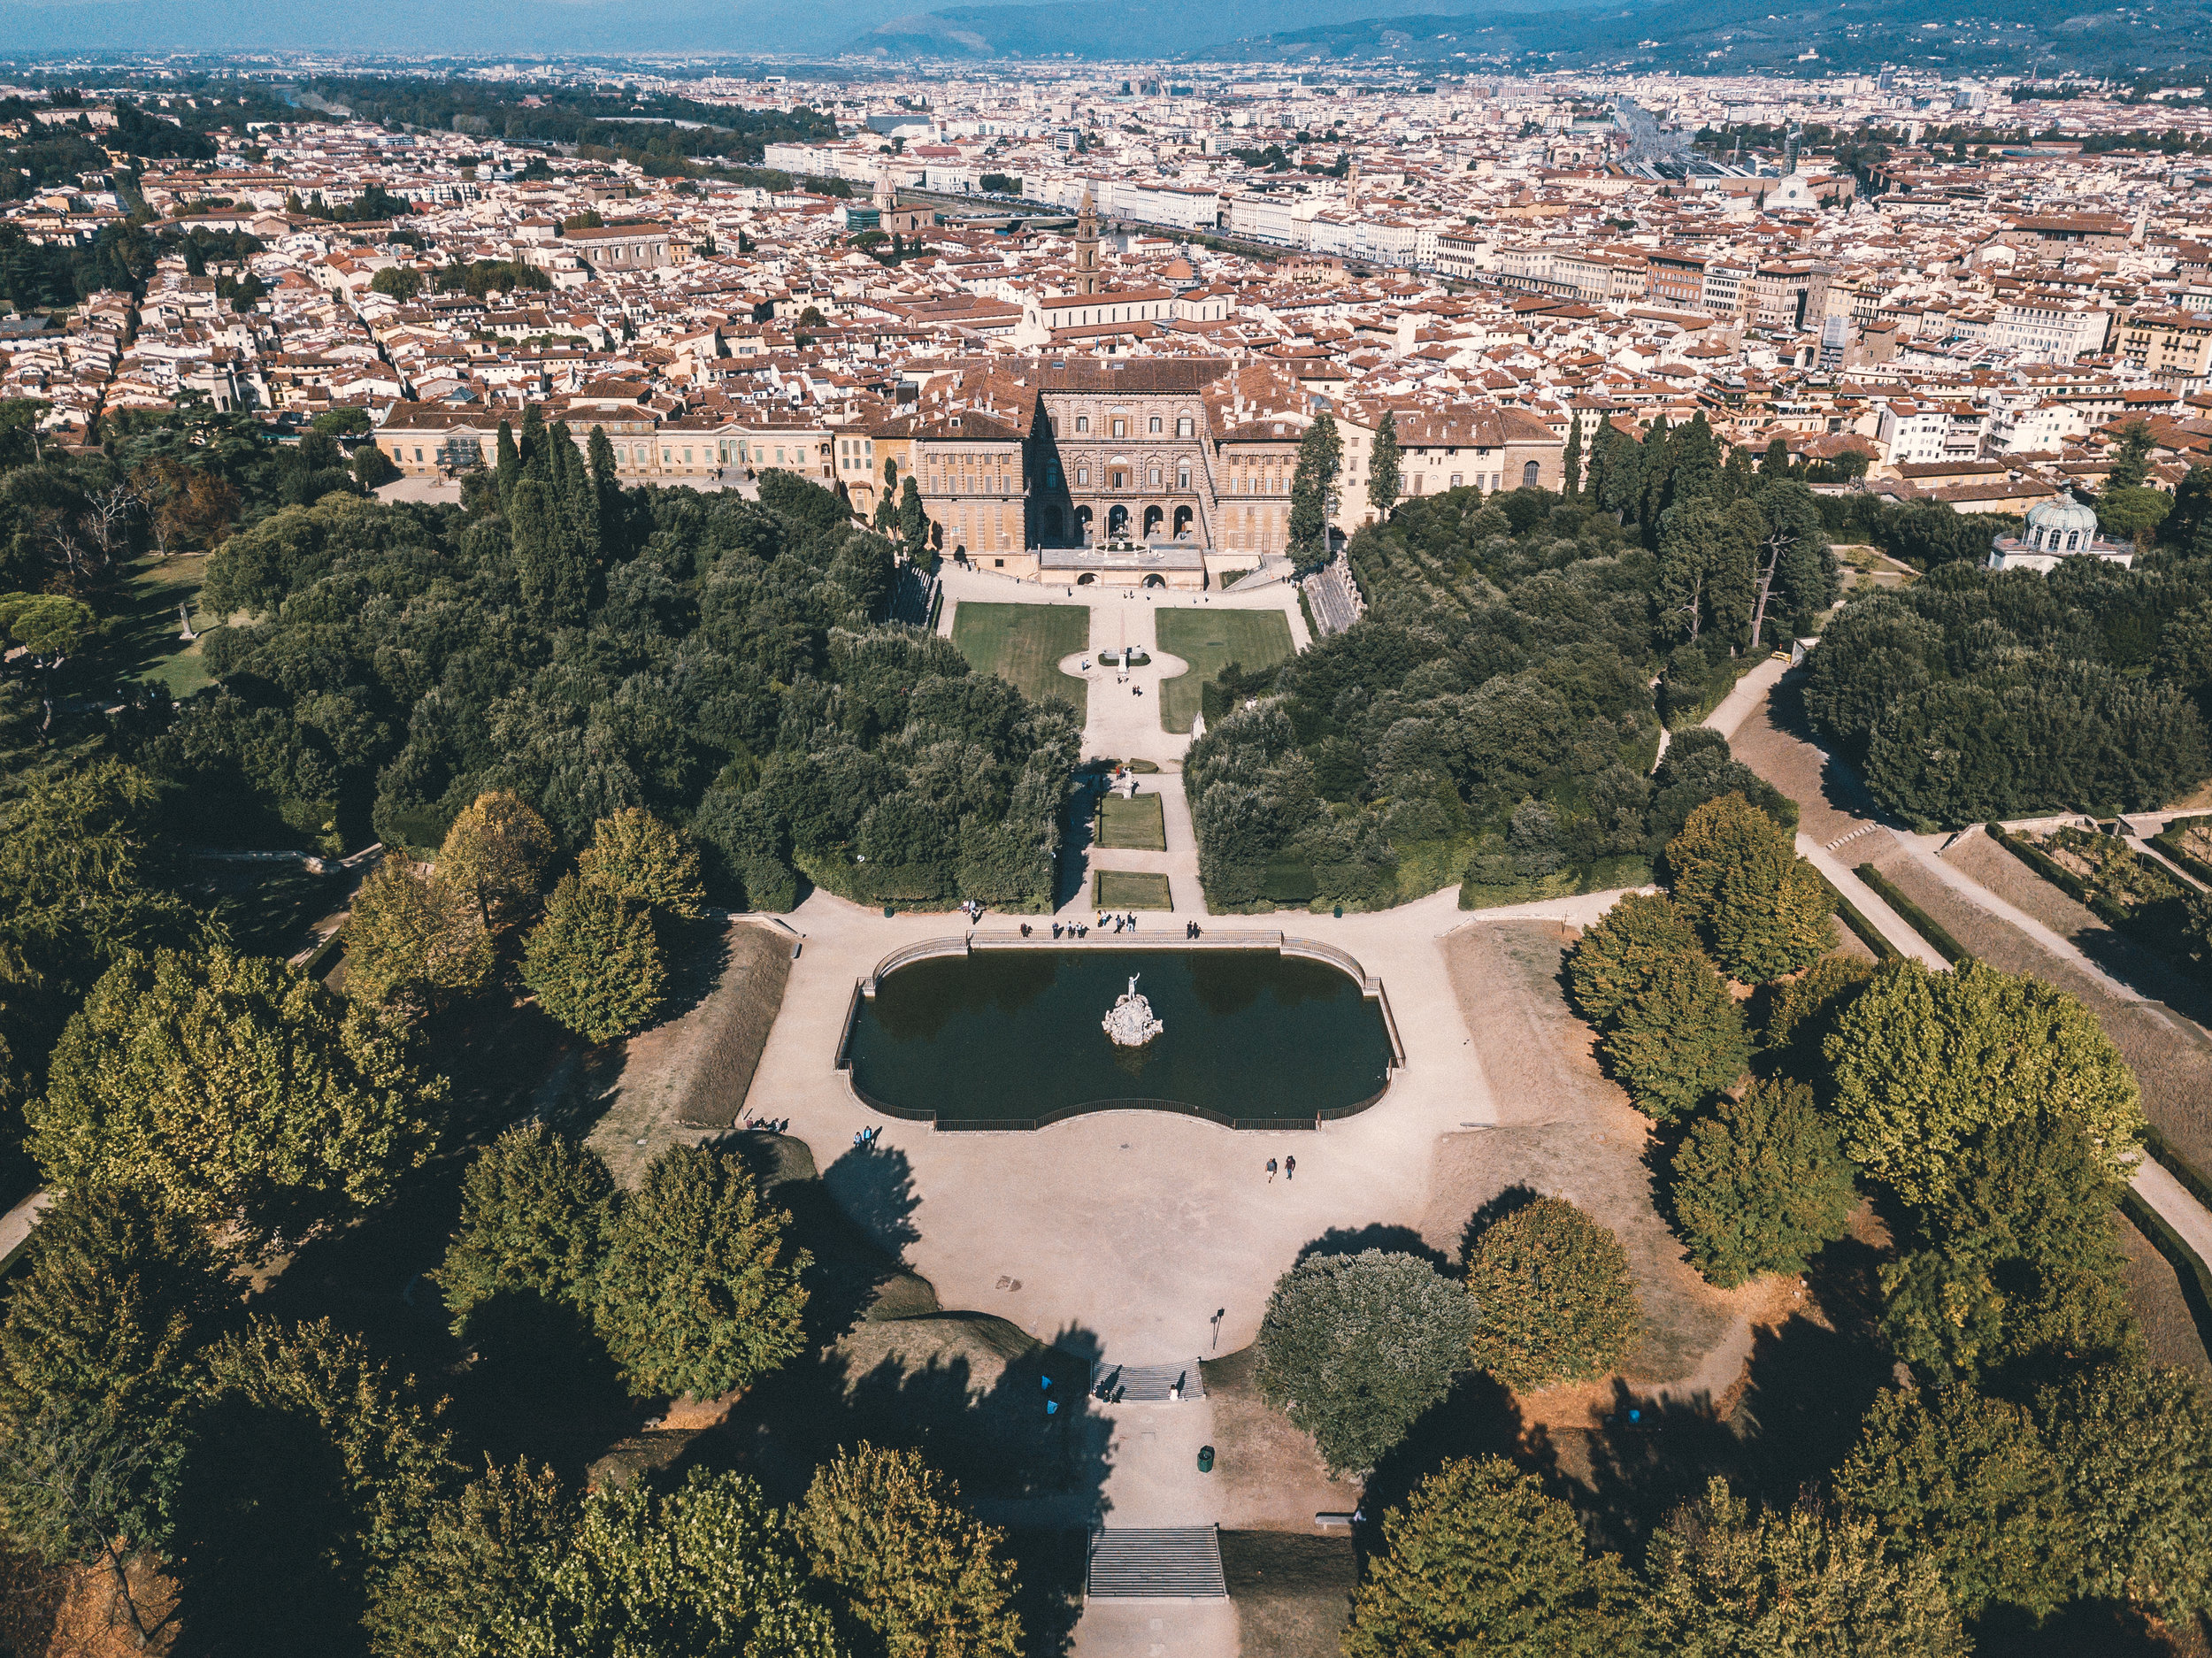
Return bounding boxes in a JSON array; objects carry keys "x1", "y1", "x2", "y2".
[{"x1": 2025, "y1": 488, "x2": 2099, "y2": 542}]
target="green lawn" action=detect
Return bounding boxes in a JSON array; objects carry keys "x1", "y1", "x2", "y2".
[
  {"x1": 950, "y1": 602, "x2": 1090, "y2": 718},
  {"x1": 1156, "y1": 609, "x2": 1296, "y2": 734},
  {"x1": 75, "y1": 553, "x2": 220, "y2": 702},
  {"x1": 1094, "y1": 870, "x2": 1174, "y2": 910},
  {"x1": 1094, "y1": 792, "x2": 1167, "y2": 851}
]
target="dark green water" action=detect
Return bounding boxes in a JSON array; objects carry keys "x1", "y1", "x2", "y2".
[{"x1": 844, "y1": 949, "x2": 1394, "y2": 1127}]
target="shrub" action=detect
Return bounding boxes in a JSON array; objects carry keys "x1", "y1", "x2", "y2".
[
  {"x1": 1255, "y1": 1250, "x2": 1476, "y2": 1475},
  {"x1": 1465, "y1": 1197, "x2": 1640, "y2": 1391}
]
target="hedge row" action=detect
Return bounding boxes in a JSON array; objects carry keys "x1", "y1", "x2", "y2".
[{"x1": 1854, "y1": 863, "x2": 1970, "y2": 964}]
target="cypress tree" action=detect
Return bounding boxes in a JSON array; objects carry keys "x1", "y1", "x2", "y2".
[
  {"x1": 1289, "y1": 411, "x2": 1342, "y2": 569},
  {"x1": 1640, "y1": 412, "x2": 1674, "y2": 529},
  {"x1": 495, "y1": 419, "x2": 519, "y2": 508},
  {"x1": 1367, "y1": 411, "x2": 1402, "y2": 519},
  {"x1": 518, "y1": 403, "x2": 547, "y2": 474},
  {"x1": 1562, "y1": 416, "x2": 1583, "y2": 499}
]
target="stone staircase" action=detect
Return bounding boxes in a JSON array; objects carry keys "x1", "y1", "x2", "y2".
[
  {"x1": 1086, "y1": 1527, "x2": 1228, "y2": 1599},
  {"x1": 1091, "y1": 1359, "x2": 1205, "y2": 1402}
]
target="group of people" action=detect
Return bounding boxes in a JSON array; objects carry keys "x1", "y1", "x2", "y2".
[
  {"x1": 851, "y1": 1125, "x2": 883, "y2": 1148},
  {"x1": 1183, "y1": 921, "x2": 1202, "y2": 939},
  {"x1": 741, "y1": 1114, "x2": 789, "y2": 1132},
  {"x1": 959, "y1": 899, "x2": 986, "y2": 922},
  {"x1": 1266, "y1": 1156, "x2": 1297, "y2": 1182},
  {"x1": 1100, "y1": 912, "x2": 1140, "y2": 933}
]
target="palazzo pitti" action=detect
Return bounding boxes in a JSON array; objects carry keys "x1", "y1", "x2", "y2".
[{"x1": 376, "y1": 356, "x2": 1562, "y2": 592}]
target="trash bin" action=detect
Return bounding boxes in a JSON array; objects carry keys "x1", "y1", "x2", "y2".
[
  {"x1": 1333, "y1": 904, "x2": 1343, "y2": 918},
  {"x1": 883, "y1": 906, "x2": 895, "y2": 918},
  {"x1": 1197, "y1": 1446, "x2": 1215, "y2": 1474}
]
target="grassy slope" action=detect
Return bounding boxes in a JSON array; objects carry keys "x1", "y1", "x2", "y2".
[
  {"x1": 949, "y1": 601, "x2": 1090, "y2": 719},
  {"x1": 1156, "y1": 608, "x2": 1294, "y2": 735}
]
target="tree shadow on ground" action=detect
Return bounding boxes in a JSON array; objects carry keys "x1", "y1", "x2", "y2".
[
  {"x1": 719, "y1": 1318, "x2": 1110, "y2": 1658},
  {"x1": 1577, "y1": 1381, "x2": 1746, "y2": 1562},
  {"x1": 1055, "y1": 778, "x2": 1101, "y2": 911},
  {"x1": 821, "y1": 1141, "x2": 922, "y2": 1261},
  {"x1": 721, "y1": 1130, "x2": 936, "y2": 1344},
  {"x1": 653, "y1": 913, "x2": 734, "y2": 1027},
  {"x1": 1730, "y1": 1230, "x2": 1895, "y2": 1508},
  {"x1": 1762, "y1": 674, "x2": 1892, "y2": 826},
  {"x1": 1358, "y1": 1369, "x2": 1551, "y2": 1537},
  {"x1": 1294, "y1": 1223, "x2": 1452, "y2": 1275}
]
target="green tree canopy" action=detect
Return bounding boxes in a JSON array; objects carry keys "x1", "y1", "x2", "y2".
[
  {"x1": 1837, "y1": 1385, "x2": 2080, "y2": 1624},
  {"x1": 439, "y1": 789, "x2": 556, "y2": 920},
  {"x1": 29, "y1": 946, "x2": 442, "y2": 1247},
  {"x1": 1343, "y1": 1455, "x2": 1645, "y2": 1658},
  {"x1": 0, "y1": 1186, "x2": 234, "y2": 1562},
  {"x1": 434, "y1": 1124, "x2": 616, "y2": 1339},
  {"x1": 794, "y1": 1443, "x2": 1023, "y2": 1658},
  {"x1": 1255, "y1": 1248, "x2": 1476, "y2": 1474},
  {"x1": 1465, "y1": 1196, "x2": 1640, "y2": 1392},
  {"x1": 173, "y1": 1318, "x2": 461, "y2": 1658},
  {"x1": 1567, "y1": 893, "x2": 1704, "y2": 1025},
  {"x1": 468, "y1": 1469, "x2": 838, "y2": 1658},
  {"x1": 594, "y1": 1144, "x2": 809, "y2": 1401},
  {"x1": 1598, "y1": 948, "x2": 1749, "y2": 1121},
  {"x1": 2035, "y1": 1362, "x2": 2212, "y2": 1624},
  {"x1": 1878, "y1": 1109, "x2": 2139, "y2": 1392},
  {"x1": 1824, "y1": 960, "x2": 2144, "y2": 1206},
  {"x1": 342, "y1": 856, "x2": 495, "y2": 1014},
  {"x1": 368, "y1": 1458, "x2": 572, "y2": 1658},
  {"x1": 575, "y1": 807, "x2": 706, "y2": 919},
  {"x1": 1759, "y1": 952, "x2": 1873, "y2": 1080},
  {"x1": 1669, "y1": 1078, "x2": 1858, "y2": 1288},
  {"x1": 520, "y1": 873, "x2": 666, "y2": 1044},
  {"x1": 1644, "y1": 1477, "x2": 1966, "y2": 1656},
  {"x1": 1663, "y1": 792, "x2": 1832, "y2": 982}
]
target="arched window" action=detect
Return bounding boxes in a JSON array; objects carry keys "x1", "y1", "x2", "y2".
[
  {"x1": 1523, "y1": 460, "x2": 1540, "y2": 488},
  {"x1": 2066, "y1": 530, "x2": 2080, "y2": 551},
  {"x1": 1148, "y1": 416, "x2": 1163, "y2": 434}
]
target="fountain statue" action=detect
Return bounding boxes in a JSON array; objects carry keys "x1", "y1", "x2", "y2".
[{"x1": 1102, "y1": 973, "x2": 1164, "y2": 1047}]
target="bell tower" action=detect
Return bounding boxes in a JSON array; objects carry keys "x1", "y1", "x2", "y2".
[{"x1": 1075, "y1": 188, "x2": 1102, "y2": 296}]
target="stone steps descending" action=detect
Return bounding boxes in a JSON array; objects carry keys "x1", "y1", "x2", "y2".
[
  {"x1": 1091, "y1": 1360, "x2": 1204, "y2": 1402},
  {"x1": 1086, "y1": 1527, "x2": 1228, "y2": 1599}
]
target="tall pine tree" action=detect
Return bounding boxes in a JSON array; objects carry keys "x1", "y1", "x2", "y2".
[{"x1": 1562, "y1": 416, "x2": 1584, "y2": 500}]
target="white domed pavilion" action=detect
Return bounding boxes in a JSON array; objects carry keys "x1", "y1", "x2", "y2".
[{"x1": 1986, "y1": 488, "x2": 2133, "y2": 574}]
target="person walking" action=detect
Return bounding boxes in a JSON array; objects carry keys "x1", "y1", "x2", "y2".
[
  {"x1": 1285, "y1": 1155, "x2": 1296, "y2": 1181},
  {"x1": 1266, "y1": 1158, "x2": 1278, "y2": 1182}
]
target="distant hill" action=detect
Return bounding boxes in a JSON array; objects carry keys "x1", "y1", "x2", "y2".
[
  {"x1": 845, "y1": 0, "x2": 2212, "y2": 76},
  {"x1": 840, "y1": 0, "x2": 1568, "y2": 60}
]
